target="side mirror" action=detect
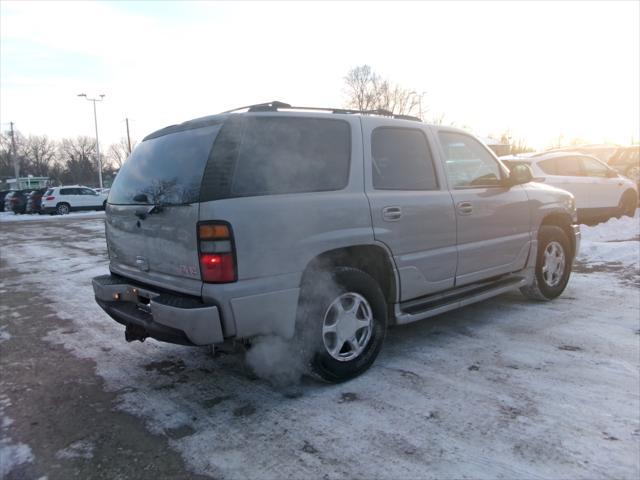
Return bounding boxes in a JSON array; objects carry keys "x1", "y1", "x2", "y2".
[{"x1": 507, "y1": 164, "x2": 534, "y2": 186}]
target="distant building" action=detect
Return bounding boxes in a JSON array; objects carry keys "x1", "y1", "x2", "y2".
[{"x1": 1, "y1": 176, "x2": 50, "y2": 190}]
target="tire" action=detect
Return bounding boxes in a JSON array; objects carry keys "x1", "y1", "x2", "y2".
[
  {"x1": 56, "y1": 203, "x2": 70, "y2": 215},
  {"x1": 618, "y1": 190, "x2": 638, "y2": 218},
  {"x1": 520, "y1": 225, "x2": 573, "y2": 301},
  {"x1": 296, "y1": 267, "x2": 387, "y2": 383}
]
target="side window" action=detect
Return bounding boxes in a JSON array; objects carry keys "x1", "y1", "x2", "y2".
[
  {"x1": 537, "y1": 159, "x2": 557, "y2": 175},
  {"x1": 580, "y1": 157, "x2": 609, "y2": 178},
  {"x1": 80, "y1": 188, "x2": 97, "y2": 195},
  {"x1": 371, "y1": 128, "x2": 438, "y2": 190},
  {"x1": 60, "y1": 188, "x2": 74, "y2": 195},
  {"x1": 554, "y1": 156, "x2": 583, "y2": 176},
  {"x1": 438, "y1": 132, "x2": 503, "y2": 188}
]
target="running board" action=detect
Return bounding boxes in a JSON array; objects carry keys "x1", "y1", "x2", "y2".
[{"x1": 394, "y1": 276, "x2": 528, "y2": 325}]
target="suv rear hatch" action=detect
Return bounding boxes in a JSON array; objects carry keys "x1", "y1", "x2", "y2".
[{"x1": 106, "y1": 121, "x2": 223, "y2": 296}]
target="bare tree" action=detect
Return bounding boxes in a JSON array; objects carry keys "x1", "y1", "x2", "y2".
[
  {"x1": 107, "y1": 137, "x2": 137, "y2": 169},
  {"x1": 0, "y1": 130, "x2": 26, "y2": 178},
  {"x1": 344, "y1": 65, "x2": 422, "y2": 117},
  {"x1": 59, "y1": 136, "x2": 98, "y2": 185},
  {"x1": 23, "y1": 135, "x2": 57, "y2": 176}
]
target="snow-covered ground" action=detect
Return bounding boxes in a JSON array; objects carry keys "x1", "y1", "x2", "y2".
[
  {"x1": 0, "y1": 210, "x2": 104, "y2": 223},
  {"x1": 0, "y1": 214, "x2": 638, "y2": 479},
  {"x1": 577, "y1": 212, "x2": 640, "y2": 269}
]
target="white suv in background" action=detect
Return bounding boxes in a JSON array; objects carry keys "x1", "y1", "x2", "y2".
[
  {"x1": 501, "y1": 152, "x2": 638, "y2": 221},
  {"x1": 41, "y1": 185, "x2": 107, "y2": 215}
]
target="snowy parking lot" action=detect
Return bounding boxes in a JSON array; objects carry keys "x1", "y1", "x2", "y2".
[{"x1": 1, "y1": 212, "x2": 639, "y2": 479}]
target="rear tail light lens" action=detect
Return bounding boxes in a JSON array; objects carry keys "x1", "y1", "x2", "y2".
[
  {"x1": 45, "y1": 196, "x2": 55, "y2": 200},
  {"x1": 198, "y1": 222, "x2": 237, "y2": 283}
]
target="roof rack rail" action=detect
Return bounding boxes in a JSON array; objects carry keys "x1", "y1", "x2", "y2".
[{"x1": 220, "y1": 101, "x2": 422, "y2": 122}]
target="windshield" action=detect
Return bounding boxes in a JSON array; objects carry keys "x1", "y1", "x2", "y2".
[{"x1": 108, "y1": 124, "x2": 221, "y2": 205}]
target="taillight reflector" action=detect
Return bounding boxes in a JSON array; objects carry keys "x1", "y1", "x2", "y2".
[
  {"x1": 45, "y1": 196, "x2": 55, "y2": 200},
  {"x1": 199, "y1": 224, "x2": 230, "y2": 239},
  {"x1": 199, "y1": 253, "x2": 236, "y2": 283}
]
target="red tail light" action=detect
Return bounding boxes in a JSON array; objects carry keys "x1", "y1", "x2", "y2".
[
  {"x1": 198, "y1": 222, "x2": 237, "y2": 283},
  {"x1": 199, "y1": 253, "x2": 236, "y2": 283},
  {"x1": 45, "y1": 196, "x2": 55, "y2": 200}
]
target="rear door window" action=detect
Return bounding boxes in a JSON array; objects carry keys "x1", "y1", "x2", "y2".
[
  {"x1": 201, "y1": 116, "x2": 350, "y2": 200},
  {"x1": 60, "y1": 188, "x2": 77, "y2": 195},
  {"x1": 371, "y1": 127, "x2": 438, "y2": 190},
  {"x1": 109, "y1": 124, "x2": 221, "y2": 205}
]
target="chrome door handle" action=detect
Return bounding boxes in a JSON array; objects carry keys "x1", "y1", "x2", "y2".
[
  {"x1": 382, "y1": 206, "x2": 403, "y2": 221},
  {"x1": 456, "y1": 201, "x2": 473, "y2": 215}
]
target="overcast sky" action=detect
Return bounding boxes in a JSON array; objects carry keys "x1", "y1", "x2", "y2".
[{"x1": 1, "y1": 0, "x2": 638, "y2": 150}]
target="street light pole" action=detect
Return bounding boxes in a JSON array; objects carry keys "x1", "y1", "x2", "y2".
[{"x1": 78, "y1": 93, "x2": 105, "y2": 188}]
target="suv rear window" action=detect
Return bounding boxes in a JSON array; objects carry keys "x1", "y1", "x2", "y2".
[
  {"x1": 201, "y1": 116, "x2": 350, "y2": 200},
  {"x1": 109, "y1": 124, "x2": 222, "y2": 205}
]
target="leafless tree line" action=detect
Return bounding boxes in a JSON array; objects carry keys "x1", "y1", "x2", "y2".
[
  {"x1": 0, "y1": 132, "x2": 135, "y2": 187},
  {"x1": 343, "y1": 65, "x2": 535, "y2": 154}
]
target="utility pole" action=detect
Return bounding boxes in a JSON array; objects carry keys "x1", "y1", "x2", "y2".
[
  {"x1": 125, "y1": 117, "x2": 132, "y2": 155},
  {"x1": 9, "y1": 122, "x2": 19, "y2": 185},
  {"x1": 78, "y1": 93, "x2": 105, "y2": 188}
]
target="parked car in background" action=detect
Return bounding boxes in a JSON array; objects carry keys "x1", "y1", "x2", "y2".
[
  {"x1": 0, "y1": 190, "x2": 11, "y2": 212},
  {"x1": 93, "y1": 103, "x2": 580, "y2": 382},
  {"x1": 94, "y1": 188, "x2": 111, "y2": 196},
  {"x1": 501, "y1": 152, "x2": 637, "y2": 221},
  {"x1": 541, "y1": 144, "x2": 619, "y2": 163},
  {"x1": 26, "y1": 188, "x2": 49, "y2": 214},
  {"x1": 5, "y1": 189, "x2": 34, "y2": 214},
  {"x1": 41, "y1": 186, "x2": 107, "y2": 215},
  {"x1": 607, "y1": 145, "x2": 640, "y2": 186}
]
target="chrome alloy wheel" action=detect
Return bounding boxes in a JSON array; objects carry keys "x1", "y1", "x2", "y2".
[
  {"x1": 542, "y1": 241, "x2": 566, "y2": 287},
  {"x1": 322, "y1": 292, "x2": 373, "y2": 362}
]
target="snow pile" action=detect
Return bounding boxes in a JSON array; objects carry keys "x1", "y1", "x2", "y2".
[{"x1": 578, "y1": 212, "x2": 640, "y2": 268}]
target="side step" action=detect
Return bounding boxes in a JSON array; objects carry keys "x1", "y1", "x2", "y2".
[{"x1": 394, "y1": 275, "x2": 528, "y2": 325}]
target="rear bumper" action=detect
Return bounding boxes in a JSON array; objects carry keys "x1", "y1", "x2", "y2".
[{"x1": 92, "y1": 274, "x2": 224, "y2": 346}]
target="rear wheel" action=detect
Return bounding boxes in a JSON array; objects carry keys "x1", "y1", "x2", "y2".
[
  {"x1": 56, "y1": 203, "x2": 70, "y2": 215},
  {"x1": 296, "y1": 267, "x2": 387, "y2": 383},
  {"x1": 521, "y1": 225, "x2": 573, "y2": 301},
  {"x1": 618, "y1": 190, "x2": 638, "y2": 217}
]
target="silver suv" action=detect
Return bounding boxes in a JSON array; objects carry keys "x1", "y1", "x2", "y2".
[{"x1": 93, "y1": 102, "x2": 580, "y2": 382}]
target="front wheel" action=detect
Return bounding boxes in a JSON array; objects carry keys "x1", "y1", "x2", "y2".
[
  {"x1": 521, "y1": 225, "x2": 573, "y2": 301},
  {"x1": 296, "y1": 267, "x2": 387, "y2": 383}
]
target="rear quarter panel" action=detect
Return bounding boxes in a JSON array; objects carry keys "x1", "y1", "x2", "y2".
[{"x1": 198, "y1": 115, "x2": 378, "y2": 338}]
